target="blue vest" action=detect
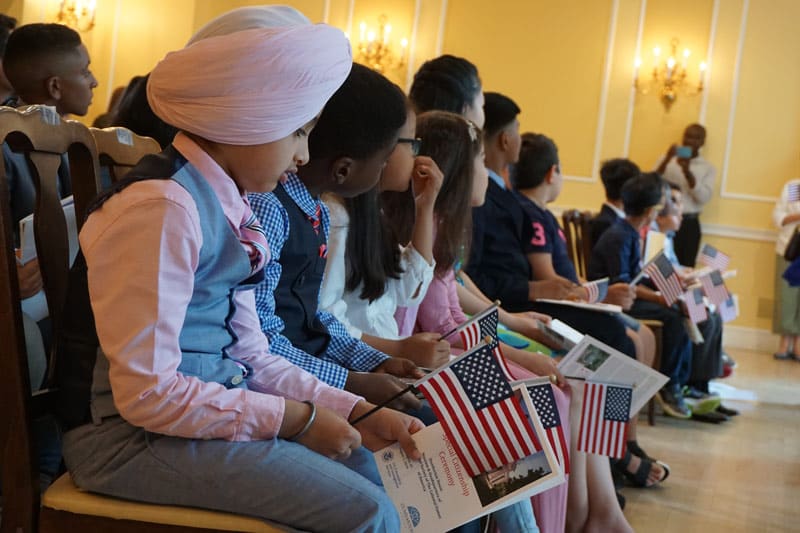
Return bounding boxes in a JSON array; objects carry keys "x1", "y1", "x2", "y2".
[
  {"x1": 58, "y1": 147, "x2": 262, "y2": 428},
  {"x1": 271, "y1": 183, "x2": 331, "y2": 357}
]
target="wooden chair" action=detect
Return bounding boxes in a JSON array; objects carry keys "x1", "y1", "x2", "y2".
[
  {"x1": 0, "y1": 106, "x2": 280, "y2": 532},
  {"x1": 89, "y1": 126, "x2": 161, "y2": 183},
  {"x1": 560, "y1": 206, "x2": 665, "y2": 425},
  {"x1": 561, "y1": 209, "x2": 594, "y2": 280},
  {"x1": 639, "y1": 320, "x2": 663, "y2": 426}
]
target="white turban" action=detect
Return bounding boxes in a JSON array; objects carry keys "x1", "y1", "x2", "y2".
[
  {"x1": 147, "y1": 24, "x2": 352, "y2": 145},
  {"x1": 187, "y1": 5, "x2": 311, "y2": 44}
]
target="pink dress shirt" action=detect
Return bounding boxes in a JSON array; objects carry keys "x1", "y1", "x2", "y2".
[
  {"x1": 410, "y1": 268, "x2": 467, "y2": 343},
  {"x1": 79, "y1": 133, "x2": 360, "y2": 441}
]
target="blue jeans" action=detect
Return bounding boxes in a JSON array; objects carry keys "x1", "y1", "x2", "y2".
[{"x1": 64, "y1": 416, "x2": 398, "y2": 532}]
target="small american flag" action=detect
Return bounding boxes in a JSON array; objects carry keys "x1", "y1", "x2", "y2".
[
  {"x1": 682, "y1": 287, "x2": 708, "y2": 324},
  {"x1": 459, "y1": 306, "x2": 509, "y2": 373},
  {"x1": 577, "y1": 381, "x2": 632, "y2": 459},
  {"x1": 719, "y1": 294, "x2": 739, "y2": 322},
  {"x1": 787, "y1": 183, "x2": 800, "y2": 203},
  {"x1": 642, "y1": 252, "x2": 683, "y2": 306},
  {"x1": 583, "y1": 278, "x2": 609, "y2": 304},
  {"x1": 697, "y1": 243, "x2": 730, "y2": 271},
  {"x1": 417, "y1": 344, "x2": 541, "y2": 477},
  {"x1": 699, "y1": 270, "x2": 729, "y2": 306},
  {"x1": 527, "y1": 381, "x2": 570, "y2": 474}
]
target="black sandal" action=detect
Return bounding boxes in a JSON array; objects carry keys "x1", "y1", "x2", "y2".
[
  {"x1": 614, "y1": 449, "x2": 670, "y2": 488},
  {"x1": 626, "y1": 439, "x2": 656, "y2": 462}
]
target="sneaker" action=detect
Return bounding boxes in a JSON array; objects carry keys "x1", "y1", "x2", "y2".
[
  {"x1": 657, "y1": 388, "x2": 692, "y2": 419},
  {"x1": 691, "y1": 410, "x2": 729, "y2": 424},
  {"x1": 682, "y1": 386, "x2": 718, "y2": 399},
  {"x1": 720, "y1": 362, "x2": 734, "y2": 378},
  {"x1": 721, "y1": 352, "x2": 737, "y2": 368},
  {"x1": 774, "y1": 352, "x2": 793, "y2": 361},
  {"x1": 716, "y1": 404, "x2": 739, "y2": 416},
  {"x1": 684, "y1": 394, "x2": 721, "y2": 415}
]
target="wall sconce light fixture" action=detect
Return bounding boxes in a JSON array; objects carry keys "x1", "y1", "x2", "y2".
[
  {"x1": 634, "y1": 38, "x2": 706, "y2": 111},
  {"x1": 56, "y1": 0, "x2": 97, "y2": 32},
  {"x1": 354, "y1": 15, "x2": 408, "y2": 75}
]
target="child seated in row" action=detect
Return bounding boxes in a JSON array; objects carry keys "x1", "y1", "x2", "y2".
[
  {"x1": 587, "y1": 173, "x2": 698, "y2": 420},
  {"x1": 59, "y1": 18, "x2": 422, "y2": 531},
  {"x1": 319, "y1": 104, "x2": 452, "y2": 369},
  {"x1": 653, "y1": 184, "x2": 736, "y2": 422},
  {"x1": 513, "y1": 131, "x2": 668, "y2": 489},
  {"x1": 408, "y1": 54, "x2": 560, "y2": 348},
  {"x1": 249, "y1": 62, "x2": 423, "y2": 412},
  {"x1": 320, "y1": 98, "x2": 537, "y2": 533},
  {"x1": 383, "y1": 110, "x2": 565, "y2": 533}
]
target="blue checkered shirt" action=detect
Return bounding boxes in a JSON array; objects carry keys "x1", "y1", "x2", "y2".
[{"x1": 249, "y1": 173, "x2": 389, "y2": 388}]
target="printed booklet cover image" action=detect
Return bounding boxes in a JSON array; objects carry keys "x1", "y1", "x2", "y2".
[{"x1": 374, "y1": 383, "x2": 565, "y2": 532}]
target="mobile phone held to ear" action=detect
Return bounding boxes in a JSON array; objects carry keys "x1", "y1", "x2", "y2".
[{"x1": 676, "y1": 146, "x2": 692, "y2": 158}]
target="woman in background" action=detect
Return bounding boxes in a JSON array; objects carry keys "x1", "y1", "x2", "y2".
[{"x1": 772, "y1": 178, "x2": 800, "y2": 360}]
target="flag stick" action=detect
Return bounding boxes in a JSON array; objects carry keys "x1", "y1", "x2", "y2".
[
  {"x1": 349, "y1": 385, "x2": 416, "y2": 425},
  {"x1": 630, "y1": 270, "x2": 648, "y2": 285},
  {"x1": 437, "y1": 300, "x2": 501, "y2": 341}
]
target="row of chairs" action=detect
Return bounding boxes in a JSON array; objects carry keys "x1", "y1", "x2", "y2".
[{"x1": 0, "y1": 106, "x2": 280, "y2": 532}]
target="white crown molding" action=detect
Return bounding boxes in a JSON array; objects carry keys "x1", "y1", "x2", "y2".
[
  {"x1": 623, "y1": 0, "x2": 647, "y2": 157},
  {"x1": 718, "y1": 0, "x2": 758, "y2": 202},
  {"x1": 322, "y1": 0, "x2": 331, "y2": 23},
  {"x1": 105, "y1": 0, "x2": 122, "y2": 106},
  {"x1": 564, "y1": 0, "x2": 620, "y2": 184},
  {"x1": 435, "y1": 0, "x2": 448, "y2": 57},
  {"x1": 699, "y1": 0, "x2": 720, "y2": 124},
  {"x1": 345, "y1": 0, "x2": 355, "y2": 38},
  {"x1": 701, "y1": 222, "x2": 776, "y2": 242},
  {"x1": 589, "y1": 0, "x2": 619, "y2": 183},
  {"x1": 548, "y1": 204, "x2": 777, "y2": 242},
  {"x1": 563, "y1": 175, "x2": 596, "y2": 184},
  {"x1": 404, "y1": 0, "x2": 423, "y2": 92}
]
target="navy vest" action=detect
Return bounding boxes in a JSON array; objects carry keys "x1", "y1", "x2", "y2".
[
  {"x1": 57, "y1": 147, "x2": 261, "y2": 429},
  {"x1": 271, "y1": 183, "x2": 331, "y2": 357}
]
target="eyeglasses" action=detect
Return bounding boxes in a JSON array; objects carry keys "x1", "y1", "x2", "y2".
[{"x1": 397, "y1": 137, "x2": 421, "y2": 157}]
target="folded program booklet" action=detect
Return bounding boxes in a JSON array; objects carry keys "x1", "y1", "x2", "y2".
[
  {"x1": 558, "y1": 335, "x2": 668, "y2": 415},
  {"x1": 375, "y1": 383, "x2": 565, "y2": 533},
  {"x1": 534, "y1": 298, "x2": 622, "y2": 314},
  {"x1": 18, "y1": 194, "x2": 78, "y2": 265},
  {"x1": 537, "y1": 319, "x2": 583, "y2": 351}
]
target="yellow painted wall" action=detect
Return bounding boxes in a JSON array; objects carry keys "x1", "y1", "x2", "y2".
[{"x1": 7, "y1": 0, "x2": 799, "y2": 332}]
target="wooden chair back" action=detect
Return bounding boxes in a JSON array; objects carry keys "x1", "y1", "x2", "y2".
[
  {"x1": 0, "y1": 105, "x2": 101, "y2": 533},
  {"x1": 0, "y1": 106, "x2": 280, "y2": 533},
  {"x1": 90, "y1": 127, "x2": 160, "y2": 183},
  {"x1": 561, "y1": 209, "x2": 595, "y2": 280}
]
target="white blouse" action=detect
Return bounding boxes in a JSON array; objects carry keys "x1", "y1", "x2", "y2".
[
  {"x1": 773, "y1": 179, "x2": 800, "y2": 256},
  {"x1": 320, "y1": 195, "x2": 435, "y2": 340}
]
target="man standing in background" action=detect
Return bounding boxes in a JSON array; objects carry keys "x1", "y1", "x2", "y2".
[{"x1": 655, "y1": 123, "x2": 716, "y2": 267}]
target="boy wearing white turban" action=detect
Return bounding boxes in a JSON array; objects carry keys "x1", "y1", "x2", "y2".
[{"x1": 59, "y1": 15, "x2": 420, "y2": 532}]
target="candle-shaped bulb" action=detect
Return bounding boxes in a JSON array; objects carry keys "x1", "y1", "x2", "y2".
[
  {"x1": 383, "y1": 23, "x2": 391, "y2": 44},
  {"x1": 400, "y1": 37, "x2": 408, "y2": 49},
  {"x1": 367, "y1": 30, "x2": 375, "y2": 43},
  {"x1": 653, "y1": 46, "x2": 661, "y2": 57},
  {"x1": 359, "y1": 21, "x2": 366, "y2": 41}
]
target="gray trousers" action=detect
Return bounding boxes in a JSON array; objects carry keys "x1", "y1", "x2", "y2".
[
  {"x1": 63, "y1": 416, "x2": 399, "y2": 533},
  {"x1": 690, "y1": 311, "x2": 723, "y2": 385},
  {"x1": 774, "y1": 254, "x2": 800, "y2": 335}
]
